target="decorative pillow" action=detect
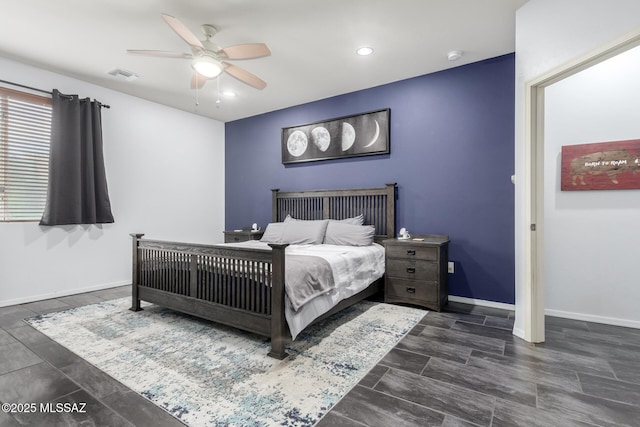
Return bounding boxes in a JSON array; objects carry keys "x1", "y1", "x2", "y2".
[
  {"x1": 281, "y1": 219, "x2": 329, "y2": 245},
  {"x1": 260, "y1": 222, "x2": 286, "y2": 243},
  {"x1": 323, "y1": 222, "x2": 375, "y2": 246}
]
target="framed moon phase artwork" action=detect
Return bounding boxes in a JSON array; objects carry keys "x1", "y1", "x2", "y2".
[{"x1": 281, "y1": 108, "x2": 390, "y2": 164}]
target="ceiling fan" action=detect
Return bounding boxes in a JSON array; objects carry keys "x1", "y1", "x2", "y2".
[{"x1": 127, "y1": 14, "x2": 270, "y2": 90}]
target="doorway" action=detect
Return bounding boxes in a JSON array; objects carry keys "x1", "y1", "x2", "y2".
[{"x1": 523, "y1": 31, "x2": 640, "y2": 342}]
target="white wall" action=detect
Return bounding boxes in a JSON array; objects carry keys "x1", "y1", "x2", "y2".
[
  {"x1": 544, "y1": 46, "x2": 640, "y2": 327},
  {"x1": 0, "y1": 57, "x2": 225, "y2": 306},
  {"x1": 514, "y1": 0, "x2": 640, "y2": 336}
]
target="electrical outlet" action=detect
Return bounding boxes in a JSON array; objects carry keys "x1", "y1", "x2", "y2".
[{"x1": 448, "y1": 261, "x2": 455, "y2": 274}]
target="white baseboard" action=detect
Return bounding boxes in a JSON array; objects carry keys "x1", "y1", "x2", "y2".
[
  {"x1": 448, "y1": 295, "x2": 515, "y2": 311},
  {"x1": 512, "y1": 327, "x2": 525, "y2": 340},
  {"x1": 0, "y1": 280, "x2": 130, "y2": 308},
  {"x1": 545, "y1": 308, "x2": 640, "y2": 330}
]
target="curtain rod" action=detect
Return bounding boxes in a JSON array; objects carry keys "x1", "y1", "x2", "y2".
[{"x1": 0, "y1": 79, "x2": 111, "y2": 109}]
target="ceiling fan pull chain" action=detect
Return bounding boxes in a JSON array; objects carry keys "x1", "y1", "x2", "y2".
[
  {"x1": 216, "y1": 76, "x2": 221, "y2": 108},
  {"x1": 195, "y1": 73, "x2": 200, "y2": 107}
]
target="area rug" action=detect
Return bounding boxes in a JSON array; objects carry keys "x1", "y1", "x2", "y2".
[{"x1": 26, "y1": 298, "x2": 426, "y2": 426}]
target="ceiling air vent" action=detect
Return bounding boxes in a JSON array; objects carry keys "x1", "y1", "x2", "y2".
[{"x1": 107, "y1": 68, "x2": 139, "y2": 82}]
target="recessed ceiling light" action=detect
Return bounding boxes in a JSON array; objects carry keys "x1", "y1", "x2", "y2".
[
  {"x1": 447, "y1": 50, "x2": 464, "y2": 61},
  {"x1": 222, "y1": 91, "x2": 236, "y2": 97},
  {"x1": 356, "y1": 46, "x2": 374, "y2": 56}
]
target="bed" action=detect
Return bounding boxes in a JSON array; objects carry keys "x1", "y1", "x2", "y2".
[{"x1": 129, "y1": 183, "x2": 396, "y2": 359}]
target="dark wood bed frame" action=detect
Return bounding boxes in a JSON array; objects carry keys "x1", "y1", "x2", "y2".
[{"x1": 130, "y1": 183, "x2": 396, "y2": 359}]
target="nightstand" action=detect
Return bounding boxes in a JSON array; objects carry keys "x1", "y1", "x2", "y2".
[
  {"x1": 383, "y1": 234, "x2": 450, "y2": 311},
  {"x1": 223, "y1": 229, "x2": 264, "y2": 243}
]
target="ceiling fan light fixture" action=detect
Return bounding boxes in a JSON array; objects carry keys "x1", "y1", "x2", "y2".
[{"x1": 192, "y1": 55, "x2": 223, "y2": 78}]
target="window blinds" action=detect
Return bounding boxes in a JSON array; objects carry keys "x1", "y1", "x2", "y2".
[{"x1": 0, "y1": 87, "x2": 52, "y2": 222}]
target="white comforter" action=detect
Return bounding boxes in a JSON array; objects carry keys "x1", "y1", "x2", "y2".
[{"x1": 223, "y1": 241, "x2": 385, "y2": 339}]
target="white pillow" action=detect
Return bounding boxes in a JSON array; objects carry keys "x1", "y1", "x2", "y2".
[
  {"x1": 324, "y1": 222, "x2": 375, "y2": 246},
  {"x1": 281, "y1": 219, "x2": 329, "y2": 244},
  {"x1": 260, "y1": 223, "x2": 286, "y2": 243}
]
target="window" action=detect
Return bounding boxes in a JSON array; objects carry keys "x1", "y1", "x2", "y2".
[{"x1": 0, "y1": 87, "x2": 52, "y2": 222}]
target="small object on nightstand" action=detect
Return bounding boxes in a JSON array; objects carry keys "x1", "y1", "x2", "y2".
[
  {"x1": 383, "y1": 234, "x2": 449, "y2": 311},
  {"x1": 398, "y1": 227, "x2": 410, "y2": 240},
  {"x1": 223, "y1": 228, "x2": 265, "y2": 243}
]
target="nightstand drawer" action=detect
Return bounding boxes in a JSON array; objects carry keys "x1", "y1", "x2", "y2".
[
  {"x1": 386, "y1": 260, "x2": 438, "y2": 281},
  {"x1": 386, "y1": 277, "x2": 438, "y2": 303},
  {"x1": 386, "y1": 245, "x2": 437, "y2": 261}
]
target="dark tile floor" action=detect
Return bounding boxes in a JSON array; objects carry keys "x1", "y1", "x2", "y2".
[
  {"x1": 321, "y1": 302, "x2": 640, "y2": 427},
  {"x1": 2, "y1": 289, "x2": 640, "y2": 426},
  {"x1": 0, "y1": 286, "x2": 185, "y2": 427}
]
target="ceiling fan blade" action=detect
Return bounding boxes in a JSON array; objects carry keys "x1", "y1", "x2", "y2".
[
  {"x1": 127, "y1": 49, "x2": 192, "y2": 59},
  {"x1": 220, "y1": 43, "x2": 271, "y2": 60},
  {"x1": 161, "y1": 13, "x2": 204, "y2": 49},
  {"x1": 223, "y1": 62, "x2": 267, "y2": 90},
  {"x1": 190, "y1": 72, "x2": 208, "y2": 89}
]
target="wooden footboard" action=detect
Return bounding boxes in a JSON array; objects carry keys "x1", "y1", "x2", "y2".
[{"x1": 130, "y1": 234, "x2": 290, "y2": 359}]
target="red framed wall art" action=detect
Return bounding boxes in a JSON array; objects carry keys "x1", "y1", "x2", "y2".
[{"x1": 561, "y1": 139, "x2": 640, "y2": 191}]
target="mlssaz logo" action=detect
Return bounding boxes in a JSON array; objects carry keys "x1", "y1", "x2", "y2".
[{"x1": 39, "y1": 402, "x2": 87, "y2": 413}]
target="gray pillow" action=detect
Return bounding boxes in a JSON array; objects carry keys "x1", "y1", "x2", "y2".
[
  {"x1": 284, "y1": 213, "x2": 364, "y2": 225},
  {"x1": 281, "y1": 219, "x2": 329, "y2": 245},
  {"x1": 334, "y1": 213, "x2": 364, "y2": 225},
  {"x1": 260, "y1": 222, "x2": 286, "y2": 243},
  {"x1": 324, "y1": 222, "x2": 375, "y2": 246}
]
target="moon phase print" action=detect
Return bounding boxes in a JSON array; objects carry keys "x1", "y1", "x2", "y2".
[{"x1": 281, "y1": 109, "x2": 390, "y2": 164}]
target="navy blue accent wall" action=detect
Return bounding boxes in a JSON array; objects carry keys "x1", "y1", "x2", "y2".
[{"x1": 225, "y1": 54, "x2": 515, "y2": 304}]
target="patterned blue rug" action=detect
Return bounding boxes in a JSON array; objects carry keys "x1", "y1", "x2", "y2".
[{"x1": 26, "y1": 298, "x2": 425, "y2": 426}]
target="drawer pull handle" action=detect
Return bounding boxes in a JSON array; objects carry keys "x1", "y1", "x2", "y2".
[
  {"x1": 407, "y1": 250, "x2": 416, "y2": 256},
  {"x1": 406, "y1": 267, "x2": 416, "y2": 274},
  {"x1": 406, "y1": 287, "x2": 416, "y2": 293}
]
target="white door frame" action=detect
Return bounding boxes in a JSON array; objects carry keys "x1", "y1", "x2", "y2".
[{"x1": 523, "y1": 28, "x2": 640, "y2": 343}]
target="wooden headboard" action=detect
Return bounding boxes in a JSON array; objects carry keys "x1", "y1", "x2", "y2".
[{"x1": 271, "y1": 183, "x2": 397, "y2": 243}]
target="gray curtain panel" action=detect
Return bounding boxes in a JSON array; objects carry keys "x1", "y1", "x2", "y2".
[{"x1": 40, "y1": 90, "x2": 114, "y2": 225}]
